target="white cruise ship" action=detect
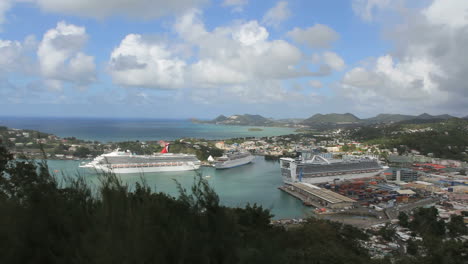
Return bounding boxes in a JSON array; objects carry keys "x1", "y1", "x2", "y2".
[
  {"x1": 280, "y1": 151, "x2": 384, "y2": 184},
  {"x1": 214, "y1": 151, "x2": 255, "y2": 169},
  {"x1": 80, "y1": 146, "x2": 201, "y2": 174}
]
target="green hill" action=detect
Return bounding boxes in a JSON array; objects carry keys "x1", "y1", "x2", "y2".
[
  {"x1": 194, "y1": 113, "x2": 459, "y2": 128},
  {"x1": 212, "y1": 114, "x2": 228, "y2": 122},
  {"x1": 414, "y1": 113, "x2": 454, "y2": 120},
  {"x1": 202, "y1": 114, "x2": 274, "y2": 126},
  {"x1": 364, "y1": 114, "x2": 415, "y2": 123},
  {"x1": 348, "y1": 118, "x2": 468, "y2": 161},
  {"x1": 364, "y1": 113, "x2": 455, "y2": 124},
  {"x1": 301, "y1": 113, "x2": 360, "y2": 126}
]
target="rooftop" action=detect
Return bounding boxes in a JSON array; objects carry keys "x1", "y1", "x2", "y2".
[
  {"x1": 292, "y1": 183, "x2": 356, "y2": 204},
  {"x1": 397, "y1": 190, "x2": 416, "y2": 195}
]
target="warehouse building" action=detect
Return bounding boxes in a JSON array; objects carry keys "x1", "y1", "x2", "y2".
[{"x1": 285, "y1": 182, "x2": 357, "y2": 209}]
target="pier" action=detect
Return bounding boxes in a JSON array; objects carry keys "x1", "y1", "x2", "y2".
[{"x1": 279, "y1": 183, "x2": 357, "y2": 210}]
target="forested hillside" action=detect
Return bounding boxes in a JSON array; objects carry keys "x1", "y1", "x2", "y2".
[{"x1": 348, "y1": 118, "x2": 468, "y2": 161}]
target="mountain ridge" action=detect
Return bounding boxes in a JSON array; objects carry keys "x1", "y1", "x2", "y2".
[
  {"x1": 192, "y1": 113, "x2": 460, "y2": 128},
  {"x1": 301, "y1": 113, "x2": 360, "y2": 126},
  {"x1": 192, "y1": 114, "x2": 274, "y2": 126}
]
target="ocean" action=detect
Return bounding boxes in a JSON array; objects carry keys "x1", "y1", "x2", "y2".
[
  {"x1": 0, "y1": 117, "x2": 297, "y2": 142},
  {"x1": 48, "y1": 157, "x2": 310, "y2": 220}
]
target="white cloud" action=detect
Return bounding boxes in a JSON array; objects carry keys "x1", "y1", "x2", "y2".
[
  {"x1": 31, "y1": 0, "x2": 208, "y2": 19},
  {"x1": 309, "y1": 80, "x2": 322, "y2": 89},
  {"x1": 287, "y1": 24, "x2": 339, "y2": 49},
  {"x1": 190, "y1": 79, "x2": 322, "y2": 105},
  {"x1": 342, "y1": 55, "x2": 443, "y2": 100},
  {"x1": 262, "y1": 1, "x2": 291, "y2": 28},
  {"x1": 232, "y1": 20, "x2": 269, "y2": 46},
  {"x1": 423, "y1": 0, "x2": 468, "y2": 28},
  {"x1": 1, "y1": 0, "x2": 209, "y2": 29},
  {"x1": 0, "y1": 35, "x2": 37, "y2": 77},
  {"x1": 340, "y1": 0, "x2": 468, "y2": 115},
  {"x1": 162, "y1": 9, "x2": 339, "y2": 103},
  {"x1": 37, "y1": 21, "x2": 96, "y2": 90},
  {"x1": 108, "y1": 34, "x2": 186, "y2": 89},
  {"x1": 322, "y1": 52, "x2": 345, "y2": 71},
  {"x1": 43, "y1": 79, "x2": 62, "y2": 92},
  {"x1": 352, "y1": 0, "x2": 391, "y2": 21},
  {"x1": 174, "y1": 11, "x2": 306, "y2": 85},
  {"x1": 0, "y1": 39, "x2": 27, "y2": 73},
  {"x1": 312, "y1": 51, "x2": 345, "y2": 72},
  {"x1": 108, "y1": 9, "x2": 343, "y2": 104},
  {"x1": 173, "y1": 9, "x2": 208, "y2": 43},
  {"x1": 222, "y1": 0, "x2": 248, "y2": 12},
  {"x1": 0, "y1": 0, "x2": 12, "y2": 28}
]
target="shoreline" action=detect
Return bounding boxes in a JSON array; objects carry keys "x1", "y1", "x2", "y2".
[{"x1": 1, "y1": 117, "x2": 300, "y2": 140}]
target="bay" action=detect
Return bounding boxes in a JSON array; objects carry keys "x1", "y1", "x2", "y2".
[
  {"x1": 48, "y1": 156, "x2": 311, "y2": 220},
  {"x1": 0, "y1": 117, "x2": 297, "y2": 142}
]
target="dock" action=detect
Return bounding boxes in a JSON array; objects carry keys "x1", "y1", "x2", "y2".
[{"x1": 279, "y1": 183, "x2": 357, "y2": 210}]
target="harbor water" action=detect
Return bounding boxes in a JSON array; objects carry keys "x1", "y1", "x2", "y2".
[{"x1": 47, "y1": 156, "x2": 310, "y2": 220}]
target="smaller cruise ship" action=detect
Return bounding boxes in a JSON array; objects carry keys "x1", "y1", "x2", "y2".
[{"x1": 214, "y1": 151, "x2": 255, "y2": 169}]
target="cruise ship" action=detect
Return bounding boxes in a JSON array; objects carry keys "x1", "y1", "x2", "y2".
[
  {"x1": 214, "y1": 151, "x2": 255, "y2": 169},
  {"x1": 80, "y1": 145, "x2": 201, "y2": 174},
  {"x1": 280, "y1": 151, "x2": 384, "y2": 184}
]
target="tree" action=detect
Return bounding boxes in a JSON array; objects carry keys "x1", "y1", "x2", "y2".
[
  {"x1": 73, "y1": 146, "x2": 91, "y2": 158},
  {"x1": 379, "y1": 224, "x2": 396, "y2": 241},
  {"x1": 398, "y1": 212, "x2": 409, "y2": 228},
  {"x1": 409, "y1": 207, "x2": 446, "y2": 238},
  {"x1": 406, "y1": 239, "x2": 419, "y2": 255},
  {"x1": 447, "y1": 214, "x2": 468, "y2": 237}
]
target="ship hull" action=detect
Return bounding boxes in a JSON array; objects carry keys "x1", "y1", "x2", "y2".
[
  {"x1": 282, "y1": 170, "x2": 384, "y2": 184},
  {"x1": 214, "y1": 155, "x2": 255, "y2": 169},
  {"x1": 83, "y1": 164, "x2": 200, "y2": 174}
]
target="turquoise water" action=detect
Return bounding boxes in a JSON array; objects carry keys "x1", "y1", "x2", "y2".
[
  {"x1": 0, "y1": 117, "x2": 296, "y2": 142},
  {"x1": 47, "y1": 157, "x2": 310, "y2": 220}
]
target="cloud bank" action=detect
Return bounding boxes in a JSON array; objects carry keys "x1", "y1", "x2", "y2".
[{"x1": 341, "y1": 0, "x2": 468, "y2": 114}]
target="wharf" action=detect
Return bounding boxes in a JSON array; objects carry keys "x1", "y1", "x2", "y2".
[
  {"x1": 279, "y1": 183, "x2": 357, "y2": 210},
  {"x1": 279, "y1": 185, "x2": 318, "y2": 207}
]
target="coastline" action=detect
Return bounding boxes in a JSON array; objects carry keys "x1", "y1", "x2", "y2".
[
  {"x1": 0, "y1": 122, "x2": 299, "y2": 162},
  {"x1": 0, "y1": 117, "x2": 298, "y2": 142}
]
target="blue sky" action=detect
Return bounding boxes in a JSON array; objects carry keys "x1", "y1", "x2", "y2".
[{"x1": 0, "y1": 0, "x2": 467, "y2": 118}]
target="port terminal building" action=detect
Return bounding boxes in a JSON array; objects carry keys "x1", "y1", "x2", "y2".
[
  {"x1": 282, "y1": 182, "x2": 357, "y2": 209},
  {"x1": 386, "y1": 169, "x2": 419, "y2": 182}
]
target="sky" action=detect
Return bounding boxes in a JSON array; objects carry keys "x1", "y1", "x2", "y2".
[{"x1": 0, "y1": 0, "x2": 467, "y2": 119}]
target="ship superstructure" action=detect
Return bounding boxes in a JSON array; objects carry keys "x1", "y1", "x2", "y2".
[
  {"x1": 80, "y1": 146, "x2": 201, "y2": 174},
  {"x1": 280, "y1": 151, "x2": 384, "y2": 184},
  {"x1": 214, "y1": 151, "x2": 255, "y2": 169}
]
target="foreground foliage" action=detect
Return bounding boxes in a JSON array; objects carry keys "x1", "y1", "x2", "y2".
[{"x1": 396, "y1": 208, "x2": 468, "y2": 264}]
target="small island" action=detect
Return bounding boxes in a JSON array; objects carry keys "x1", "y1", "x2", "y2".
[{"x1": 248, "y1": 128, "x2": 263, "y2": 132}]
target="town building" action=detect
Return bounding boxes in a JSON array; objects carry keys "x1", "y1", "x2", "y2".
[{"x1": 387, "y1": 169, "x2": 419, "y2": 182}]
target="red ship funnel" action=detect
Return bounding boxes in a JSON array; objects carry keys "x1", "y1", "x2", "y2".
[{"x1": 160, "y1": 143, "x2": 169, "y2": 153}]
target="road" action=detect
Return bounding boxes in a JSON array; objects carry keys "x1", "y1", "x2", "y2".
[{"x1": 385, "y1": 197, "x2": 440, "y2": 219}]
